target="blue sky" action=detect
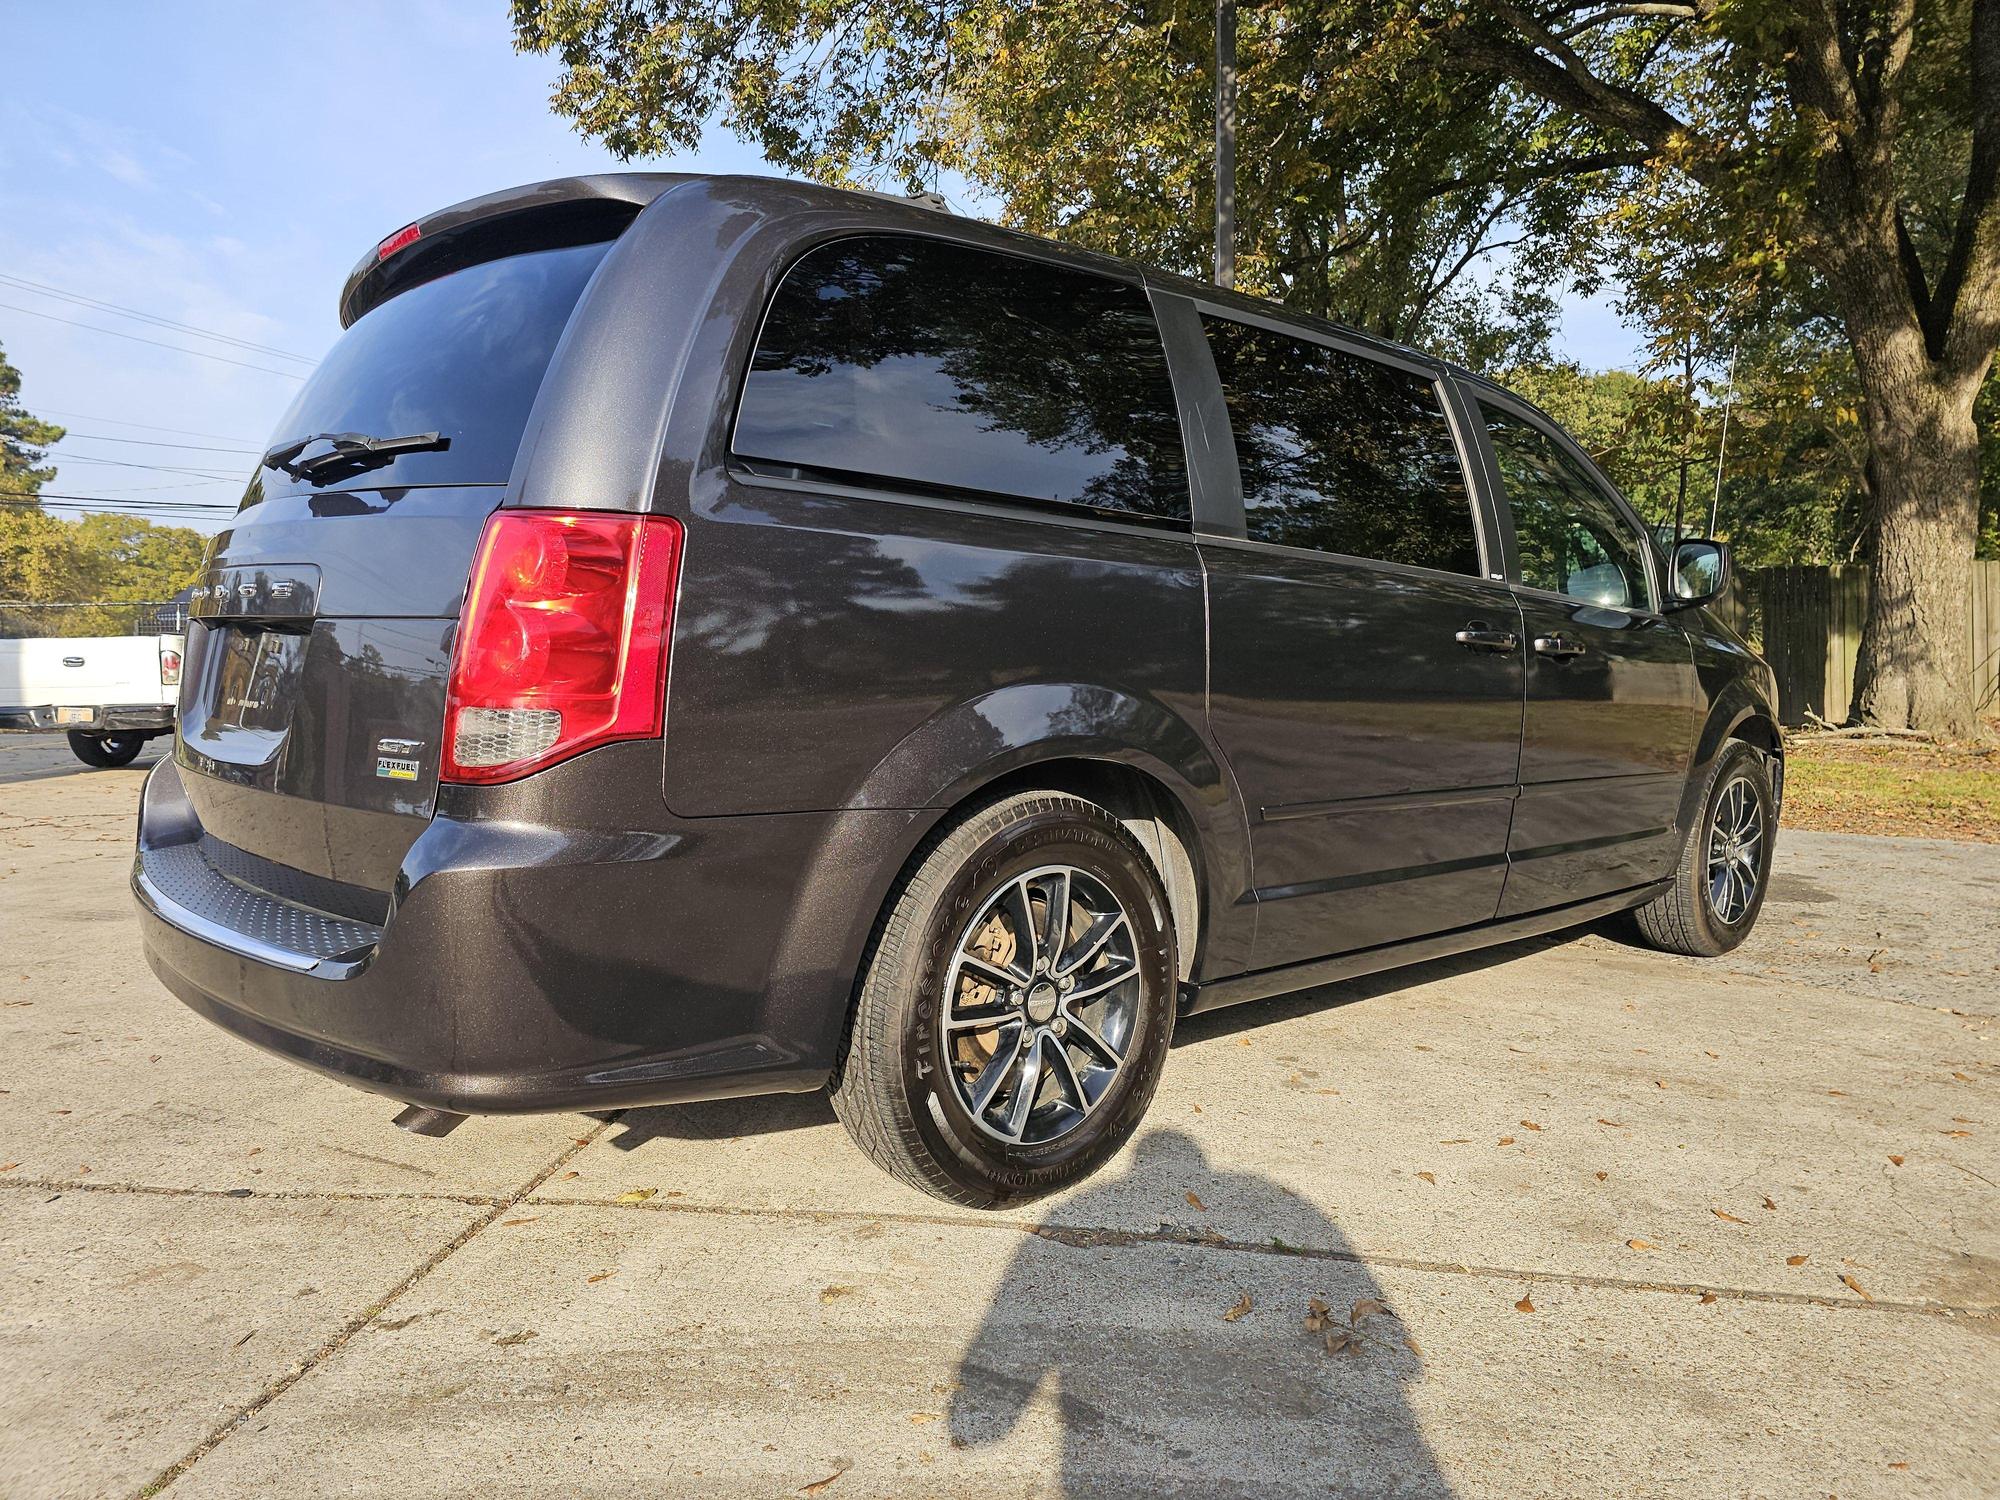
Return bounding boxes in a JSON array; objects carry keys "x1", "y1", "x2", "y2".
[{"x1": 2, "y1": 1, "x2": 1642, "y2": 536}]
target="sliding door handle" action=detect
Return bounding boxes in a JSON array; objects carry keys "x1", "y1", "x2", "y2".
[
  {"x1": 1533, "y1": 633, "x2": 1587, "y2": 659},
  {"x1": 1455, "y1": 627, "x2": 1520, "y2": 653}
]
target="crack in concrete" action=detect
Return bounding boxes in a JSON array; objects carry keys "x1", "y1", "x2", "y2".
[
  {"x1": 13, "y1": 1170, "x2": 1992, "y2": 1327},
  {"x1": 125, "y1": 1116, "x2": 621, "y2": 1500}
]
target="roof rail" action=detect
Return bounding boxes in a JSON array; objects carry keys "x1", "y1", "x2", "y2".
[{"x1": 855, "y1": 187, "x2": 957, "y2": 216}]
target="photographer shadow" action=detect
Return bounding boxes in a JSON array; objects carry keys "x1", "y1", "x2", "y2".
[{"x1": 947, "y1": 1128, "x2": 1455, "y2": 1499}]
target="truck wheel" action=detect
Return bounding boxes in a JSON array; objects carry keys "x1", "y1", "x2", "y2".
[
  {"x1": 67, "y1": 731, "x2": 145, "y2": 768},
  {"x1": 1630, "y1": 739, "x2": 1776, "y2": 957},
  {"x1": 831, "y1": 791, "x2": 1178, "y2": 1208}
]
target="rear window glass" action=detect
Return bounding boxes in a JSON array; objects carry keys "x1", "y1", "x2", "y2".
[
  {"x1": 732, "y1": 235, "x2": 1190, "y2": 524},
  {"x1": 1203, "y1": 317, "x2": 1479, "y2": 574},
  {"x1": 257, "y1": 240, "x2": 610, "y2": 492}
]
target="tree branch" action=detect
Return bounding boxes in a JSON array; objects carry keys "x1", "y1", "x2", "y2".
[
  {"x1": 1554, "y1": 4, "x2": 1698, "y2": 42},
  {"x1": 1443, "y1": 5, "x2": 1711, "y2": 171},
  {"x1": 1937, "y1": 0, "x2": 2000, "y2": 375},
  {"x1": 1423, "y1": 147, "x2": 1654, "y2": 199}
]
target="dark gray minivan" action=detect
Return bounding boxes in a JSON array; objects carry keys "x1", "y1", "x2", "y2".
[{"x1": 135, "y1": 174, "x2": 1781, "y2": 1206}]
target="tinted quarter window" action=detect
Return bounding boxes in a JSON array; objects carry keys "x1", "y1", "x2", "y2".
[
  {"x1": 1481, "y1": 405, "x2": 1652, "y2": 609},
  {"x1": 733, "y1": 235, "x2": 1189, "y2": 522},
  {"x1": 1202, "y1": 317, "x2": 1479, "y2": 573},
  {"x1": 258, "y1": 240, "x2": 611, "y2": 494}
]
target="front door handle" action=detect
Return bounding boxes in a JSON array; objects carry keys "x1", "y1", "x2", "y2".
[
  {"x1": 1455, "y1": 626, "x2": 1520, "y2": 653},
  {"x1": 1533, "y1": 633, "x2": 1587, "y2": 659}
]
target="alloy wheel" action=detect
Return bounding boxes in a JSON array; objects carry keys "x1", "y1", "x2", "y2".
[
  {"x1": 940, "y1": 864, "x2": 1141, "y2": 1146},
  {"x1": 1704, "y1": 775, "x2": 1764, "y2": 924}
]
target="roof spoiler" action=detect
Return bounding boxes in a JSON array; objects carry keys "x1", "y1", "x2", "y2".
[{"x1": 337, "y1": 174, "x2": 692, "y2": 328}]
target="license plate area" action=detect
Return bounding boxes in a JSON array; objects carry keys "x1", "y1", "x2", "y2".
[{"x1": 54, "y1": 707, "x2": 97, "y2": 726}]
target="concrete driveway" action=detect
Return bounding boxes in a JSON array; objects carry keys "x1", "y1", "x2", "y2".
[{"x1": 2, "y1": 731, "x2": 1995, "y2": 1499}]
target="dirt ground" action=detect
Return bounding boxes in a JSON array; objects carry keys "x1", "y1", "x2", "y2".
[{"x1": 1779, "y1": 721, "x2": 2000, "y2": 842}]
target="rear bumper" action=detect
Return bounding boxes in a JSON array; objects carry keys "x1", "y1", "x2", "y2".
[
  {"x1": 134, "y1": 750, "x2": 921, "y2": 1114},
  {"x1": 3, "y1": 704, "x2": 174, "y2": 732}
]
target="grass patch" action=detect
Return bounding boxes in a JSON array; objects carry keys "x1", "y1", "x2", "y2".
[{"x1": 1782, "y1": 727, "x2": 2000, "y2": 841}]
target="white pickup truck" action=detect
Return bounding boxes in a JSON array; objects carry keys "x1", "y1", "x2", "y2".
[{"x1": 0, "y1": 633, "x2": 184, "y2": 766}]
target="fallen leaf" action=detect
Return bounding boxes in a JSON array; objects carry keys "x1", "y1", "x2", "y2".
[
  {"x1": 1519, "y1": 1120, "x2": 1542, "y2": 1131},
  {"x1": 1952, "y1": 1072, "x2": 1972, "y2": 1083},
  {"x1": 1597, "y1": 1118, "x2": 1624, "y2": 1128},
  {"x1": 1439, "y1": 1138, "x2": 1470, "y2": 1144},
  {"x1": 1324, "y1": 1328, "x2": 1354, "y2": 1354},
  {"x1": 820, "y1": 1285, "x2": 856, "y2": 1304},
  {"x1": 1497, "y1": 1135, "x2": 1516, "y2": 1147},
  {"x1": 500, "y1": 1216, "x2": 540, "y2": 1227},
  {"x1": 1222, "y1": 1292, "x2": 1252, "y2": 1322},
  {"x1": 1942, "y1": 1130, "x2": 1972, "y2": 1139},
  {"x1": 1839, "y1": 1273, "x2": 1873, "y2": 1302},
  {"x1": 1594, "y1": 1171, "x2": 1609, "y2": 1182},
  {"x1": 1889, "y1": 1461, "x2": 1909, "y2": 1470},
  {"x1": 614, "y1": 1188, "x2": 658, "y2": 1204},
  {"x1": 1413, "y1": 1044, "x2": 1432, "y2": 1052},
  {"x1": 586, "y1": 1271, "x2": 615, "y2": 1284},
  {"x1": 907, "y1": 1412, "x2": 938, "y2": 1425},
  {"x1": 1654, "y1": 1080, "x2": 1666, "y2": 1090},
  {"x1": 799, "y1": 1463, "x2": 851, "y2": 1495},
  {"x1": 1185, "y1": 1190, "x2": 1207, "y2": 1211},
  {"x1": 1191, "y1": 1104, "x2": 1204, "y2": 1114},
  {"x1": 1761, "y1": 1197, "x2": 1777, "y2": 1211},
  {"x1": 1786, "y1": 1255, "x2": 1809, "y2": 1266},
  {"x1": 1351, "y1": 1297, "x2": 1387, "y2": 1323},
  {"x1": 1514, "y1": 1293, "x2": 1535, "y2": 1313},
  {"x1": 1888, "y1": 1155, "x2": 1905, "y2": 1166},
  {"x1": 1827, "y1": 1089, "x2": 1845, "y2": 1097},
  {"x1": 1416, "y1": 1171, "x2": 1435, "y2": 1184},
  {"x1": 493, "y1": 1330, "x2": 537, "y2": 1347},
  {"x1": 1626, "y1": 1238, "x2": 1657, "y2": 1251},
  {"x1": 0, "y1": 1162, "x2": 18, "y2": 1173},
  {"x1": 560, "y1": 1170, "x2": 579, "y2": 1180},
  {"x1": 1303, "y1": 1297, "x2": 1331, "y2": 1332},
  {"x1": 1698, "y1": 1292, "x2": 1717, "y2": 1305},
  {"x1": 1403, "y1": 1333, "x2": 1423, "y2": 1356},
  {"x1": 1713, "y1": 1208, "x2": 1748, "y2": 1224}
]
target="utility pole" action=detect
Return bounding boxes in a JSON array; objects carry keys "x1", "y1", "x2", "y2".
[{"x1": 1214, "y1": 0, "x2": 1236, "y2": 289}]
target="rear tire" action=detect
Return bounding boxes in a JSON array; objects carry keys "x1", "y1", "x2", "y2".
[
  {"x1": 1630, "y1": 739, "x2": 1775, "y2": 957},
  {"x1": 831, "y1": 791, "x2": 1178, "y2": 1208},
  {"x1": 67, "y1": 731, "x2": 145, "y2": 768}
]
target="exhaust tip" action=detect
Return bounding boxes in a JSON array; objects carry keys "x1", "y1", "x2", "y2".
[{"x1": 392, "y1": 1104, "x2": 468, "y2": 1138}]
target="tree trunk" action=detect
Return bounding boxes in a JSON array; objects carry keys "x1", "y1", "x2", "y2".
[{"x1": 1847, "y1": 354, "x2": 1986, "y2": 736}]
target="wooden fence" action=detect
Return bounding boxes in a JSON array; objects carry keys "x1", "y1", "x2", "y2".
[{"x1": 1729, "y1": 562, "x2": 2000, "y2": 726}]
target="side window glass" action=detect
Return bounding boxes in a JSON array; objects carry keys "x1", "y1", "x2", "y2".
[
  {"x1": 733, "y1": 235, "x2": 1189, "y2": 523},
  {"x1": 1201, "y1": 317, "x2": 1479, "y2": 574},
  {"x1": 1481, "y1": 405, "x2": 1652, "y2": 609}
]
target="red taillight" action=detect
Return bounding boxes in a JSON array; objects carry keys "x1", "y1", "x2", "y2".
[
  {"x1": 376, "y1": 222, "x2": 422, "y2": 260},
  {"x1": 442, "y1": 510, "x2": 683, "y2": 785},
  {"x1": 159, "y1": 647, "x2": 182, "y2": 688}
]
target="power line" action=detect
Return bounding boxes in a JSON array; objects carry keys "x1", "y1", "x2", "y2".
[
  {"x1": 0, "y1": 272, "x2": 315, "y2": 363},
  {"x1": 0, "y1": 500, "x2": 238, "y2": 516},
  {"x1": 0, "y1": 301, "x2": 307, "y2": 380},
  {"x1": 30, "y1": 409, "x2": 258, "y2": 444},
  {"x1": 48, "y1": 453, "x2": 244, "y2": 481},
  {"x1": 54, "y1": 432, "x2": 259, "y2": 455}
]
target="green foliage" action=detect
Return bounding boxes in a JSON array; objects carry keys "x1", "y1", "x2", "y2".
[
  {"x1": 2, "y1": 339, "x2": 64, "y2": 500},
  {"x1": 0, "y1": 342, "x2": 208, "y2": 633}
]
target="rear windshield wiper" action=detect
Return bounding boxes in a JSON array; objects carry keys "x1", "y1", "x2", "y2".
[{"x1": 261, "y1": 430, "x2": 449, "y2": 481}]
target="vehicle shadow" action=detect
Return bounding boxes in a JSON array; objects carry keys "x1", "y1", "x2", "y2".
[
  {"x1": 0, "y1": 743, "x2": 166, "y2": 787},
  {"x1": 947, "y1": 1127, "x2": 1455, "y2": 1498},
  {"x1": 606, "y1": 928, "x2": 1601, "y2": 1150}
]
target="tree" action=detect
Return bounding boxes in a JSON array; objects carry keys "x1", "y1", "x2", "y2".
[
  {"x1": 0, "y1": 342, "x2": 207, "y2": 633},
  {"x1": 1, "y1": 338, "x2": 63, "y2": 504},
  {"x1": 513, "y1": 0, "x2": 1578, "y2": 368},
  {"x1": 516, "y1": 0, "x2": 1999, "y2": 733}
]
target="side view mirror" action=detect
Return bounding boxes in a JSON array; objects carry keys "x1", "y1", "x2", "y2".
[{"x1": 1667, "y1": 538, "x2": 1731, "y2": 609}]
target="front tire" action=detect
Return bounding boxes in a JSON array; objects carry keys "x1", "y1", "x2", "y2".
[
  {"x1": 67, "y1": 731, "x2": 145, "y2": 768},
  {"x1": 1631, "y1": 739, "x2": 1776, "y2": 957},
  {"x1": 831, "y1": 791, "x2": 1178, "y2": 1208}
]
